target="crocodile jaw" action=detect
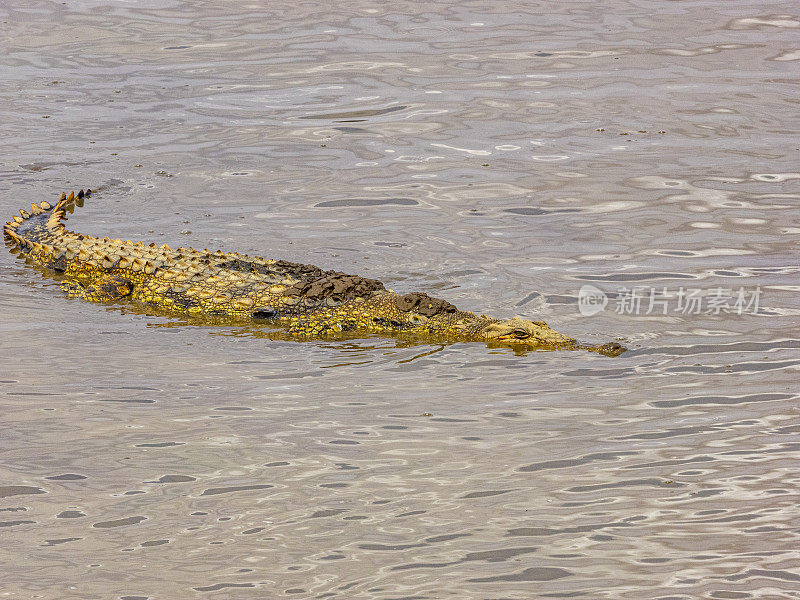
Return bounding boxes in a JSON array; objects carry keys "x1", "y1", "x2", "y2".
[{"x1": 480, "y1": 317, "x2": 576, "y2": 346}]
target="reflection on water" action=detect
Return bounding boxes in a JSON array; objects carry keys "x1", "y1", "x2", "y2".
[{"x1": 2, "y1": 0, "x2": 800, "y2": 598}]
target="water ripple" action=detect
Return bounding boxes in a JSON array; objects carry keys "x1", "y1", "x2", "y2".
[{"x1": 1, "y1": 1, "x2": 798, "y2": 598}]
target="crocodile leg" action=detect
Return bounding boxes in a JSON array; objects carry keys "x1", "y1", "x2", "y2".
[{"x1": 61, "y1": 274, "x2": 133, "y2": 302}]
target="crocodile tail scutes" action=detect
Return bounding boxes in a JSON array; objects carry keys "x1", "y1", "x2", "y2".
[
  {"x1": 48, "y1": 189, "x2": 92, "y2": 228},
  {"x1": 4, "y1": 189, "x2": 91, "y2": 248}
]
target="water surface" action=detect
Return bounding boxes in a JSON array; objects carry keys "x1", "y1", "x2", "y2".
[{"x1": 1, "y1": 1, "x2": 799, "y2": 598}]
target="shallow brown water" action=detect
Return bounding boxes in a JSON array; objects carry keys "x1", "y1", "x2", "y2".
[{"x1": 2, "y1": 1, "x2": 800, "y2": 599}]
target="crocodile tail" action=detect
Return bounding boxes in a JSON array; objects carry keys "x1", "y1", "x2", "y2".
[
  {"x1": 4, "y1": 189, "x2": 91, "y2": 247},
  {"x1": 46, "y1": 189, "x2": 91, "y2": 229}
]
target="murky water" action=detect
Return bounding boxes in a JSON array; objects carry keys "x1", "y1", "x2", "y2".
[{"x1": 2, "y1": 1, "x2": 799, "y2": 598}]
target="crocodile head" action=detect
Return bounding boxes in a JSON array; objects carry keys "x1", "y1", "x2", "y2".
[
  {"x1": 478, "y1": 317, "x2": 626, "y2": 356},
  {"x1": 480, "y1": 317, "x2": 576, "y2": 346}
]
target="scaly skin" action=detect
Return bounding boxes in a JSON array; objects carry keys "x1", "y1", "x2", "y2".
[{"x1": 4, "y1": 190, "x2": 625, "y2": 356}]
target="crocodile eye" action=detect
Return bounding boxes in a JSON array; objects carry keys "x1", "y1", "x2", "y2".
[{"x1": 512, "y1": 329, "x2": 530, "y2": 339}]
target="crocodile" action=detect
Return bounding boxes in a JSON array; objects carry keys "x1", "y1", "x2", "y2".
[{"x1": 4, "y1": 190, "x2": 625, "y2": 356}]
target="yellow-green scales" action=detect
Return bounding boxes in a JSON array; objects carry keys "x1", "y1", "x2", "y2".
[{"x1": 4, "y1": 190, "x2": 624, "y2": 356}]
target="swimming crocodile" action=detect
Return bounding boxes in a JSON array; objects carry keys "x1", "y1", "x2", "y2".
[{"x1": 4, "y1": 190, "x2": 625, "y2": 356}]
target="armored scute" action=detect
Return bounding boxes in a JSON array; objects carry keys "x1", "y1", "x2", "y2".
[{"x1": 4, "y1": 190, "x2": 625, "y2": 356}]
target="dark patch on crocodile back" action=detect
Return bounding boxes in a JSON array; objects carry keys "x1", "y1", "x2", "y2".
[
  {"x1": 165, "y1": 290, "x2": 199, "y2": 310},
  {"x1": 284, "y1": 273, "x2": 385, "y2": 301},
  {"x1": 272, "y1": 259, "x2": 328, "y2": 279},
  {"x1": 217, "y1": 257, "x2": 326, "y2": 280},
  {"x1": 216, "y1": 258, "x2": 286, "y2": 276},
  {"x1": 216, "y1": 258, "x2": 252, "y2": 272},
  {"x1": 396, "y1": 292, "x2": 458, "y2": 316}
]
